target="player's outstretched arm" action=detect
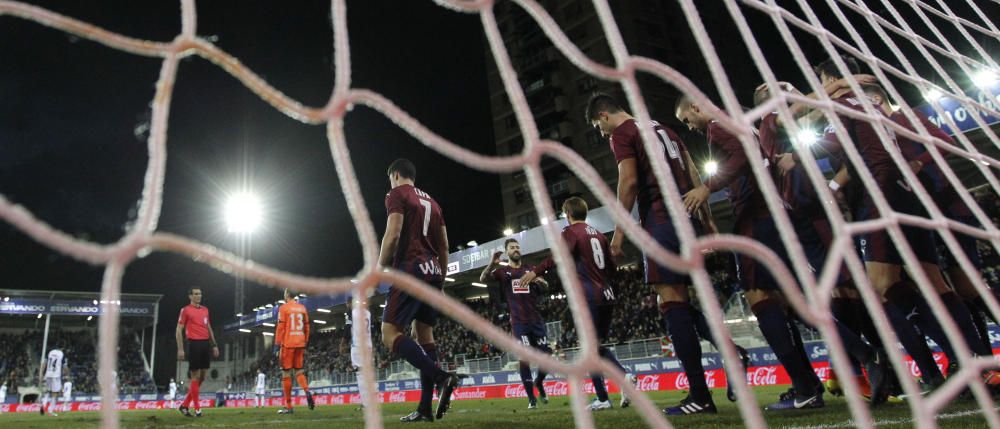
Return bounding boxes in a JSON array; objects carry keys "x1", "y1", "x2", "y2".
[
  {"x1": 378, "y1": 213, "x2": 404, "y2": 267},
  {"x1": 479, "y1": 251, "x2": 502, "y2": 283}
]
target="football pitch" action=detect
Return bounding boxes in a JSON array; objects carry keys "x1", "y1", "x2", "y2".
[{"x1": 1, "y1": 386, "x2": 994, "y2": 428}]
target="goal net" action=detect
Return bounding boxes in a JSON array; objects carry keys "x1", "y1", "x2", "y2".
[{"x1": 0, "y1": 0, "x2": 998, "y2": 428}]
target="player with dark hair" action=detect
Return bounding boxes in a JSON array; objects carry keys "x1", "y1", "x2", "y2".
[
  {"x1": 38, "y1": 341, "x2": 68, "y2": 416},
  {"x1": 480, "y1": 238, "x2": 552, "y2": 409},
  {"x1": 520, "y1": 197, "x2": 625, "y2": 411},
  {"x1": 378, "y1": 158, "x2": 461, "y2": 422},
  {"x1": 754, "y1": 81, "x2": 890, "y2": 404},
  {"x1": 798, "y1": 58, "x2": 994, "y2": 392},
  {"x1": 587, "y1": 92, "x2": 750, "y2": 413},
  {"x1": 175, "y1": 287, "x2": 219, "y2": 417},
  {"x1": 275, "y1": 289, "x2": 314, "y2": 414},
  {"x1": 676, "y1": 95, "x2": 837, "y2": 410}
]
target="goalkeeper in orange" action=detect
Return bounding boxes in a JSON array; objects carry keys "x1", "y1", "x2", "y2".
[{"x1": 274, "y1": 288, "x2": 315, "y2": 414}]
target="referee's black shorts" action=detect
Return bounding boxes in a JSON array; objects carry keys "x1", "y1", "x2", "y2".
[{"x1": 187, "y1": 339, "x2": 212, "y2": 371}]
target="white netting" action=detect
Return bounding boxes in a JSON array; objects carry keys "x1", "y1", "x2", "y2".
[{"x1": 1, "y1": 0, "x2": 999, "y2": 428}]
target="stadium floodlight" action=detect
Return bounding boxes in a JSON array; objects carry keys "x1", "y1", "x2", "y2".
[
  {"x1": 314, "y1": 319, "x2": 327, "y2": 324},
  {"x1": 471, "y1": 282, "x2": 488, "y2": 288},
  {"x1": 444, "y1": 277, "x2": 456, "y2": 282},
  {"x1": 467, "y1": 240, "x2": 478, "y2": 247},
  {"x1": 37, "y1": 313, "x2": 42, "y2": 319},
  {"x1": 235, "y1": 312, "x2": 243, "y2": 317},
  {"x1": 262, "y1": 332, "x2": 274, "y2": 337},
  {"x1": 795, "y1": 128, "x2": 819, "y2": 146},
  {"x1": 379, "y1": 303, "x2": 386, "y2": 308},
  {"x1": 224, "y1": 192, "x2": 263, "y2": 234},
  {"x1": 703, "y1": 160, "x2": 719, "y2": 176},
  {"x1": 86, "y1": 316, "x2": 93, "y2": 321},
  {"x1": 317, "y1": 308, "x2": 331, "y2": 313},
  {"x1": 238, "y1": 328, "x2": 252, "y2": 333},
  {"x1": 3, "y1": 297, "x2": 8, "y2": 301},
  {"x1": 262, "y1": 322, "x2": 275, "y2": 327},
  {"x1": 277, "y1": 300, "x2": 286, "y2": 304},
  {"x1": 265, "y1": 303, "x2": 273, "y2": 308},
  {"x1": 971, "y1": 69, "x2": 998, "y2": 88},
  {"x1": 923, "y1": 88, "x2": 944, "y2": 102},
  {"x1": 503, "y1": 228, "x2": 513, "y2": 236}
]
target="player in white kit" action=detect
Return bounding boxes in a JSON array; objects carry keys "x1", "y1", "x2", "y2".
[
  {"x1": 39, "y1": 345, "x2": 67, "y2": 416},
  {"x1": 1, "y1": 381, "x2": 8, "y2": 413},
  {"x1": 168, "y1": 378, "x2": 178, "y2": 406},
  {"x1": 342, "y1": 296, "x2": 372, "y2": 409},
  {"x1": 60, "y1": 379, "x2": 72, "y2": 412},
  {"x1": 254, "y1": 369, "x2": 266, "y2": 408}
]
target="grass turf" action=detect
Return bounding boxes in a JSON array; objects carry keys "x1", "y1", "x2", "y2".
[{"x1": 0, "y1": 386, "x2": 993, "y2": 428}]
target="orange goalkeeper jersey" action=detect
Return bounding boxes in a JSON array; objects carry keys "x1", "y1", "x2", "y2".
[{"x1": 275, "y1": 300, "x2": 309, "y2": 348}]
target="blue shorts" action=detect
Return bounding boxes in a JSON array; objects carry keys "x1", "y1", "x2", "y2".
[
  {"x1": 643, "y1": 218, "x2": 702, "y2": 286},
  {"x1": 735, "y1": 216, "x2": 794, "y2": 291},
  {"x1": 936, "y1": 215, "x2": 983, "y2": 270},
  {"x1": 382, "y1": 281, "x2": 442, "y2": 328},
  {"x1": 589, "y1": 304, "x2": 615, "y2": 342},
  {"x1": 855, "y1": 180, "x2": 938, "y2": 264},
  {"x1": 791, "y1": 213, "x2": 852, "y2": 286},
  {"x1": 512, "y1": 322, "x2": 549, "y2": 350}
]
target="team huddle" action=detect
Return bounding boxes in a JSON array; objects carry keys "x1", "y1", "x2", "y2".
[{"x1": 167, "y1": 54, "x2": 998, "y2": 422}]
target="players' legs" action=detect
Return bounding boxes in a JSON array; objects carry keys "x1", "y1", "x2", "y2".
[
  {"x1": 867, "y1": 261, "x2": 946, "y2": 386},
  {"x1": 281, "y1": 367, "x2": 293, "y2": 410},
  {"x1": 656, "y1": 284, "x2": 712, "y2": 404},
  {"x1": 745, "y1": 290, "x2": 821, "y2": 402},
  {"x1": 413, "y1": 320, "x2": 439, "y2": 415}
]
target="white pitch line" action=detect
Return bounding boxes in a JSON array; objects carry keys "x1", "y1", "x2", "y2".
[{"x1": 780, "y1": 407, "x2": 996, "y2": 429}]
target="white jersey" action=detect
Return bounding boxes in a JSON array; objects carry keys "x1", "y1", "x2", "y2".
[
  {"x1": 255, "y1": 373, "x2": 266, "y2": 390},
  {"x1": 348, "y1": 309, "x2": 372, "y2": 349},
  {"x1": 349, "y1": 309, "x2": 372, "y2": 368},
  {"x1": 44, "y1": 349, "x2": 65, "y2": 379},
  {"x1": 1, "y1": 384, "x2": 7, "y2": 401},
  {"x1": 169, "y1": 382, "x2": 177, "y2": 396},
  {"x1": 62, "y1": 382, "x2": 72, "y2": 400}
]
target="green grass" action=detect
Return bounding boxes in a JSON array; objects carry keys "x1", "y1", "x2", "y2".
[{"x1": 0, "y1": 386, "x2": 993, "y2": 428}]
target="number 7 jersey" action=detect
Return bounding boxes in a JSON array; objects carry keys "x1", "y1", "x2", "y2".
[
  {"x1": 276, "y1": 300, "x2": 310, "y2": 349},
  {"x1": 385, "y1": 184, "x2": 446, "y2": 283}
]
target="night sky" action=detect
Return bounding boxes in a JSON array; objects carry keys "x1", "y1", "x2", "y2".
[{"x1": 1, "y1": 0, "x2": 997, "y2": 385}]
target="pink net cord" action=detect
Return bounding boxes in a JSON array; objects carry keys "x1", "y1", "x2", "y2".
[{"x1": 1, "y1": 0, "x2": 999, "y2": 427}]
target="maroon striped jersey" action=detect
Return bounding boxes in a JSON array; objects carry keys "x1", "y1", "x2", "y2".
[
  {"x1": 820, "y1": 93, "x2": 901, "y2": 186},
  {"x1": 609, "y1": 119, "x2": 692, "y2": 226},
  {"x1": 705, "y1": 121, "x2": 769, "y2": 221},
  {"x1": 533, "y1": 222, "x2": 616, "y2": 306},
  {"x1": 385, "y1": 184, "x2": 446, "y2": 282},
  {"x1": 490, "y1": 264, "x2": 543, "y2": 324}
]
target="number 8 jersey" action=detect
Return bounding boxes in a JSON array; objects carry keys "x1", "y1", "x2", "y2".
[
  {"x1": 533, "y1": 222, "x2": 617, "y2": 306},
  {"x1": 385, "y1": 184, "x2": 446, "y2": 283}
]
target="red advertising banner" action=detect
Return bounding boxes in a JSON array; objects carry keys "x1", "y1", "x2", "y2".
[{"x1": 1, "y1": 352, "x2": 951, "y2": 413}]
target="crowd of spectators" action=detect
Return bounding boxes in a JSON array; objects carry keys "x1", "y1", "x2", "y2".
[{"x1": 0, "y1": 328, "x2": 154, "y2": 395}]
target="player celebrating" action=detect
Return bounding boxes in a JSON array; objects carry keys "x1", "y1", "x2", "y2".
[
  {"x1": 343, "y1": 293, "x2": 373, "y2": 409},
  {"x1": 38, "y1": 344, "x2": 67, "y2": 416},
  {"x1": 254, "y1": 370, "x2": 266, "y2": 408},
  {"x1": 587, "y1": 93, "x2": 750, "y2": 412},
  {"x1": 275, "y1": 288, "x2": 315, "y2": 414},
  {"x1": 520, "y1": 197, "x2": 624, "y2": 411},
  {"x1": 175, "y1": 287, "x2": 220, "y2": 417},
  {"x1": 802, "y1": 58, "x2": 991, "y2": 390},
  {"x1": 676, "y1": 96, "x2": 831, "y2": 410},
  {"x1": 378, "y1": 158, "x2": 461, "y2": 423},
  {"x1": 479, "y1": 238, "x2": 552, "y2": 409}
]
